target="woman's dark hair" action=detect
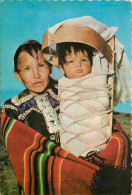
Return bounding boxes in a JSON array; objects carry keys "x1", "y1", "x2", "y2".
[
  {"x1": 56, "y1": 42, "x2": 95, "y2": 67},
  {"x1": 14, "y1": 40, "x2": 42, "y2": 72}
]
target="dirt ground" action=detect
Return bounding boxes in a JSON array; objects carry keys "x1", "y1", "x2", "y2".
[{"x1": 0, "y1": 112, "x2": 131, "y2": 194}]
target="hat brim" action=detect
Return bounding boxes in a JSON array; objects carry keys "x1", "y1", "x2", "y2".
[{"x1": 42, "y1": 25, "x2": 113, "y2": 67}]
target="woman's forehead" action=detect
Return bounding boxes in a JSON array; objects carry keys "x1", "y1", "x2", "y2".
[
  {"x1": 17, "y1": 50, "x2": 44, "y2": 65},
  {"x1": 17, "y1": 51, "x2": 32, "y2": 65}
]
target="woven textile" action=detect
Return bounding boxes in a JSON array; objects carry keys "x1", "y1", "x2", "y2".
[
  {"x1": 1, "y1": 113, "x2": 130, "y2": 194},
  {"x1": 2, "y1": 78, "x2": 61, "y2": 145}
]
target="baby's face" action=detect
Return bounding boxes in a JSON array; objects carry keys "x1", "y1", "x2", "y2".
[{"x1": 62, "y1": 47, "x2": 91, "y2": 79}]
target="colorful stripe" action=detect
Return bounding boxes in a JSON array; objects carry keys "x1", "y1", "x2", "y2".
[
  {"x1": 48, "y1": 156, "x2": 55, "y2": 195},
  {"x1": 0, "y1": 114, "x2": 130, "y2": 195},
  {"x1": 2, "y1": 117, "x2": 15, "y2": 148}
]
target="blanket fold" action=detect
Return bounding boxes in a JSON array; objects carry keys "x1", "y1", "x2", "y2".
[{"x1": 0, "y1": 113, "x2": 130, "y2": 195}]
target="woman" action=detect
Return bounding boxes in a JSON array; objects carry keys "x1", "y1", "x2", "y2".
[{"x1": 2, "y1": 40, "x2": 61, "y2": 145}]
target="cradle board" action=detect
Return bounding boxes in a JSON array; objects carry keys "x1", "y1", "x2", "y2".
[
  {"x1": 42, "y1": 25, "x2": 112, "y2": 63},
  {"x1": 107, "y1": 36, "x2": 115, "y2": 135},
  {"x1": 42, "y1": 26, "x2": 115, "y2": 139}
]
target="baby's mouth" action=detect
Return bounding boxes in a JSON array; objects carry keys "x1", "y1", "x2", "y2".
[{"x1": 75, "y1": 69, "x2": 83, "y2": 73}]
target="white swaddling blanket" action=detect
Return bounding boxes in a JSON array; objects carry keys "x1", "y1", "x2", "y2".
[
  {"x1": 48, "y1": 16, "x2": 131, "y2": 106},
  {"x1": 58, "y1": 54, "x2": 113, "y2": 157},
  {"x1": 48, "y1": 16, "x2": 131, "y2": 156}
]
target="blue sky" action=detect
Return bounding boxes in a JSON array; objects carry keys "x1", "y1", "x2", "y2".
[{"x1": 0, "y1": 0, "x2": 131, "y2": 113}]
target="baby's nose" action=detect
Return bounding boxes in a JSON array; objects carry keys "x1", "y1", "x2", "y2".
[{"x1": 76, "y1": 60, "x2": 82, "y2": 67}]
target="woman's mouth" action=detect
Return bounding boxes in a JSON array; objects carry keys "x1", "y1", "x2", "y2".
[{"x1": 33, "y1": 81, "x2": 44, "y2": 86}]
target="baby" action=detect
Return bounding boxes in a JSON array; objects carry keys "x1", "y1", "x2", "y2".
[{"x1": 57, "y1": 42, "x2": 111, "y2": 157}]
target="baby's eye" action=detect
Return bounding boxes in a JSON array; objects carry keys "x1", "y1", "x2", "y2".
[
  {"x1": 69, "y1": 60, "x2": 74, "y2": 63},
  {"x1": 65, "y1": 60, "x2": 73, "y2": 65},
  {"x1": 82, "y1": 59, "x2": 87, "y2": 62}
]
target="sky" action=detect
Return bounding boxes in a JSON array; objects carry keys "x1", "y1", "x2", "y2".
[{"x1": 0, "y1": 0, "x2": 131, "y2": 113}]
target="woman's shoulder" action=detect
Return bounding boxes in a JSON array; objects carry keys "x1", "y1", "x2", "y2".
[
  {"x1": 10, "y1": 89, "x2": 33, "y2": 106},
  {"x1": 1, "y1": 89, "x2": 34, "y2": 119},
  {"x1": 2, "y1": 89, "x2": 31, "y2": 107},
  {"x1": 2, "y1": 96, "x2": 19, "y2": 119}
]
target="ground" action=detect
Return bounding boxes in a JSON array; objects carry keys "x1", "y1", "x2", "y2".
[{"x1": 0, "y1": 112, "x2": 131, "y2": 194}]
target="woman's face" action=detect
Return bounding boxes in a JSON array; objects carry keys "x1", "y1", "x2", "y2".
[{"x1": 14, "y1": 50, "x2": 51, "y2": 95}]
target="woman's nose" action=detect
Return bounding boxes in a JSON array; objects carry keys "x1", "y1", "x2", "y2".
[{"x1": 33, "y1": 68, "x2": 41, "y2": 79}]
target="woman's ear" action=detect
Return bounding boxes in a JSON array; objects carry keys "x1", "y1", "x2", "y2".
[
  {"x1": 13, "y1": 71, "x2": 22, "y2": 82},
  {"x1": 58, "y1": 65, "x2": 64, "y2": 74}
]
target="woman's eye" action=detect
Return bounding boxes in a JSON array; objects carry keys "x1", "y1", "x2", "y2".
[
  {"x1": 39, "y1": 64, "x2": 45, "y2": 67},
  {"x1": 25, "y1": 67, "x2": 30, "y2": 71}
]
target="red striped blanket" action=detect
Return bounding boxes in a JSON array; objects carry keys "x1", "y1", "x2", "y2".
[{"x1": 0, "y1": 113, "x2": 131, "y2": 195}]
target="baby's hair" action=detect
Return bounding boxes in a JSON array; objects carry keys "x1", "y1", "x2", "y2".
[{"x1": 56, "y1": 42, "x2": 94, "y2": 67}]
